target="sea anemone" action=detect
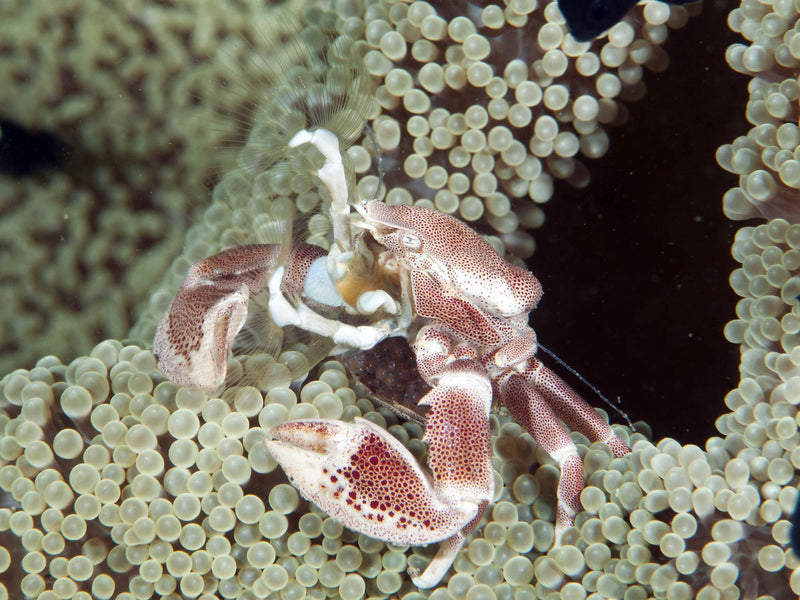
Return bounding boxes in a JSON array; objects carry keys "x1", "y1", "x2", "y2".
[{"x1": 1, "y1": 0, "x2": 797, "y2": 598}]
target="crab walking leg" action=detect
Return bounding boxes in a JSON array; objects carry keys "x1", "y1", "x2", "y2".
[
  {"x1": 154, "y1": 243, "x2": 324, "y2": 391},
  {"x1": 408, "y1": 327, "x2": 495, "y2": 587},
  {"x1": 530, "y1": 360, "x2": 631, "y2": 458},
  {"x1": 499, "y1": 372, "x2": 584, "y2": 541},
  {"x1": 410, "y1": 498, "x2": 489, "y2": 589}
]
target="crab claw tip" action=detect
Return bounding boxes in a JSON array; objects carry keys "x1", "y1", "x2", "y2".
[{"x1": 266, "y1": 419, "x2": 350, "y2": 456}]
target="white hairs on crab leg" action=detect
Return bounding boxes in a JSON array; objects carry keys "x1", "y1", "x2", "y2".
[
  {"x1": 288, "y1": 128, "x2": 352, "y2": 255},
  {"x1": 267, "y1": 265, "x2": 389, "y2": 349},
  {"x1": 289, "y1": 127, "x2": 404, "y2": 321}
]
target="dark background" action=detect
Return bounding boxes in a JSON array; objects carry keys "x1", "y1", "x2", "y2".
[{"x1": 531, "y1": 0, "x2": 750, "y2": 446}]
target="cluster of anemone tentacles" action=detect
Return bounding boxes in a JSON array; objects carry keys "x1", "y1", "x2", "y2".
[
  {"x1": 1, "y1": 0, "x2": 799, "y2": 600},
  {"x1": 0, "y1": 0, "x2": 309, "y2": 375},
  {"x1": 0, "y1": 337, "x2": 795, "y2": 599}
]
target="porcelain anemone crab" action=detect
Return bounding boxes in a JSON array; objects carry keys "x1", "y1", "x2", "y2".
[{"x1": 153, "y1": 128, "x2": 631, "y2": 587}]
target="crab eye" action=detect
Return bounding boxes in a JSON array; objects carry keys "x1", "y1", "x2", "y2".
[{"x1": 401, "y1": 233, "x2": 421, "y2": 250}]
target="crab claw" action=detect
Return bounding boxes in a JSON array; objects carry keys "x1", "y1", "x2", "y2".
[{"x1": 264, "y1": 418, "x2": 478, "y2": 546}]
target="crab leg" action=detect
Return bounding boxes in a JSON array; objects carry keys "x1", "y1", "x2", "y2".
[
  {"x1": 498, "y1": 371, "x2": 584, "y2": 539},
  {"x1": 407, "y1": 327, "x2": 495, "y2": 587},
  {"x1": 500, "y1": 358, "x2": 632, "y2": 540},
  {"x1": 529, "y1": 359, "x2": 631, "y2": 458},
  {"x1": 267, "y1": 265, "x2": 390, "y2": 350}
]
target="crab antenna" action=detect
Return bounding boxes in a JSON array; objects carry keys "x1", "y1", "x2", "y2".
[
  {"x1": 363, "y1": 123, "x2": 384, "y2": 202},
  {"x1": 537, "y1": 342, "x2": 634, "y2": 428}
]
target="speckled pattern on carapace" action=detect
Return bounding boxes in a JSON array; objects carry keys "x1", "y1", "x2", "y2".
[{"x1": 366, "y1": 200, "x2": 543, "y2": 318}]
